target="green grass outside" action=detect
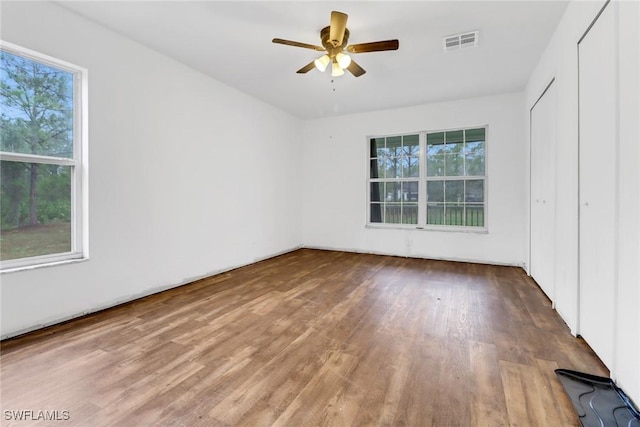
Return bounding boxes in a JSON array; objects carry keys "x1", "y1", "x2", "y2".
[{"x1": 0, "y1": 222, "x2": 71, "y2": 261}]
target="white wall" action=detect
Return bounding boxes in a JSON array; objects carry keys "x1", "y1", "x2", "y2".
[
  {"x1": 0, "y1": 1, "x2": 302, "y2": 338},
  {"x1": 526, "y1": 0, "x2": 639, "y2": 405},
  {"x1": 301, "y1": 92, "x2": 527, "y2": 266}
]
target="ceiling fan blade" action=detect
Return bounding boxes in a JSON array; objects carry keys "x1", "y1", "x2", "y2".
[
  {"x1": 329, "y1": 11, "x2": 348, "y2": 46},
  {"x1": 346, "y1": 60, "x2": 366, "y2": 77},
  {"x1": 296, "y1": 61, "x2": 316, "y2": 74},
  {"x1": 346, "y1": 40, "x2": 399, "y2": 54},
  {"x1": 272, "y1": 38, "x2": 325, "y2": 51}
]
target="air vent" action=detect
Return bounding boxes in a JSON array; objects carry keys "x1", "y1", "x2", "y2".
[{"x1": 443, "y1": 31, "x2": 479, "y2": 52}]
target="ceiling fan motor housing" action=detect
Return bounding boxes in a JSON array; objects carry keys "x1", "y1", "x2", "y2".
[{"x1": 321, "y1": 26, "x2": 349, "y2": 58}]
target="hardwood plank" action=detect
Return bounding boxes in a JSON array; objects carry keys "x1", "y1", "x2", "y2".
[
  {"x1": 470, "y1": 341, "x2": 509, "y2": 427},
  {"x1": 534, "y1": 358, "x2": 580, "y2": 427},
  {"x1": 428, "y1": 339, "x2": 473, "y2": 426},
  {"x1": 0, "y1": 249, "x2": 608, "y2": 426},
  {"x1": 271, "y1": 351, "x2": 360, "y2": 426}
]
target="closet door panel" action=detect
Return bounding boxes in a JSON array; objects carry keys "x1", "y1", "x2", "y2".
[
  {"x1": 530, "y1": 81, "x2": 557, "y2": 301},
  {"x1": 578, "y1": 2, "x2": 616, "y2": 369}
]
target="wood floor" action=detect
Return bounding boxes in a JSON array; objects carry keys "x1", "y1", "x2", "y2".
[{"x1": 1, "y1": 249, "x2": 607, "y2": 426}]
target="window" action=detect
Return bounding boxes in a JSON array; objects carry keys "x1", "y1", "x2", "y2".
[
  {"x1": 426, "y1": 128, "x2": 485, "y2": 227},
  {"x1": 1, "y1": 42, "x2": 87, "y2": 270},
  {"x1": 369, "y1": 134, "x2": 420, "y2": 224},
  {"x1": 368, "y1": 127, "x2": 486, "y2": 229}
]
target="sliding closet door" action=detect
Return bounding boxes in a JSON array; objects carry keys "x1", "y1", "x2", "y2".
[
  {"x1": 530, "y1": 81, "x2": 557, "y2": 301},
  {"x1": 578, "y1": 1, "x2": 616, "y2": 369}
]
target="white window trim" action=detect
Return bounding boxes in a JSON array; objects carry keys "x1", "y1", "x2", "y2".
[
  {"x1": 366, "y1": 125, "x2": 488, "y2": 233},
  {"x1": 0, "y1": 41, "x2": 89, "y2": 272}
]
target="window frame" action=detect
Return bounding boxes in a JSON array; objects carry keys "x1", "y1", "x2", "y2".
[
  {"x1": 366, "y1": 126, "x2": 488, "y2": 233},
  {"x1": 368, "y1": 133, "x2": 421, "y2": 226},
  {"x1": 0, "y1": 41, "x2": 89, "y2": 272}
]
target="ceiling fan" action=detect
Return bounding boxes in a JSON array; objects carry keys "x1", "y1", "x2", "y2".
[{"x1": 272, "y1": 11, "x2": 399, "y2": 78}]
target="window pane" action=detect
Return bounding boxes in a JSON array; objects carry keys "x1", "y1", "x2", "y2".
[
  {"x1": 386, "y1": 157, "x2": 401, "y2": 179},
  {"x1": 385, "y1": 204, "x2": 402, "y2": 224},
  {"x1": 402, "y1": 204, "x2": 418, "y2": 224},
  {"x1": 427, "y1": 143, "x2": 445, "y2": 177},
  {"x1": 402, "y1": 134, "x2": 419, "y2": 155},
  {"x1": 445, "y1": 180, "x2": 464, "y2": 203},
  {"x1": 465, "y1": 180, "x2": 484, "y2": 203},
  {"x1": 370, "y1": 159, "x2": 376, "y2": 179},
  {"x1": 446, "y1": 130, "x2": 464, "y2": 144},
  {"x1": 0, "y1": 51, "x2": 74, "y2": 158},
  {"x1": 427, "y1": 203, "x2": 444, "y2": 225},
  {"x1": 427, "y1": 139, "x2": 445, "y2": 176},
  {"x1": 427, "y1": 181, "x2": 444, "y2": 202},
  {"x1": 465, "y1": 128, "x2": 485, "y2": 143},
  {"x1": 402, "y1": 181, "x2": 419, "y2": 202},
  {"x1": 465, "y1": 140, "x2": 485, "y2": 176},
  {"x1": 370, "y1": 159, "x2": 385, "y2": 179},
  {"x1": 370, "y1": 182, "x2": 384, "y2": 202},
  {"x1": 386, "y1": 136, "x2": 402, "y2": 157},
  {"x1": 427, "y1": 155, "x2": 445, "y2": 177},
  {"x1": 466, "y1": 205, "x2": 484, "y2": 227},
  {"x1": 445, "y1": 204, "x2": 465, "y2": 225},
  {"x1": 370, "y1": 203, "x2": 383, "y2": 223},
  {"x1": 385, "y1": 182, "x2": 401, "y2": 202},
  {"x1": 445, "y1": 142, "x2": 464, "y2": 176},
  {"x1": 402, "y1": 156, "x2": 420, "y2": 178},
  {"x1": 370, "y1": 138, "x2": 386, "y2": 158},
  {"x1": 427, "y1": 132, "x2": 444, "y2": 145},
  {"x1": 1, "y1": 161, "x2": 72, "y2": 261}
]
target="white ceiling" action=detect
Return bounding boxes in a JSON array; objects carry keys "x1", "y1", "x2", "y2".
[{"x1": 57, "y1": 1, "x2": 569, "y2": 119}]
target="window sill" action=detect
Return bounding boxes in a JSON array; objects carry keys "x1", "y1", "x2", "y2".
[
  {"x1": 1, "y1": 255, "x2": 88, "y2": 274},
  {"x1": 365, "y1": 224, "x2": 488, "y2": 234}
]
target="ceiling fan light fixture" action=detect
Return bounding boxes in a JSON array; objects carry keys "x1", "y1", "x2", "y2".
[
  {"x1": 336, "y1": 52, "x2": 351, "y2": 69},
  {"x1": 272, "y1": 10, "x2": 399, "y2": 78},
  {"x1": 331, "y1": 62, "x2": 344, "y2": 77},
  {"x1": 314, "y1": 54, "x2": 330, "y2": 72}
]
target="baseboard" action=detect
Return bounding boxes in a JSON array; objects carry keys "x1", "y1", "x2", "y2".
[{"x1": 301, "y1": 245, "x2": 526, "y2": 269}]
